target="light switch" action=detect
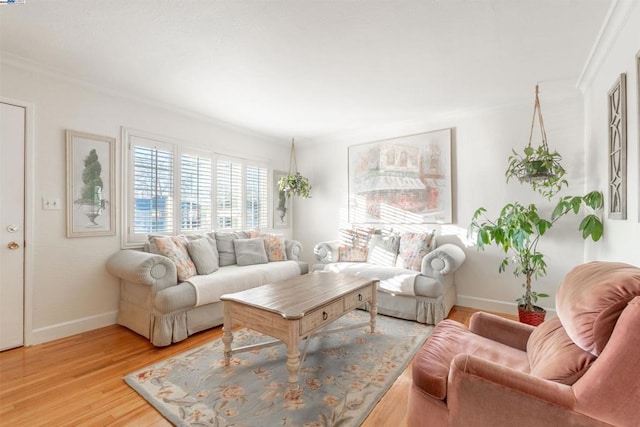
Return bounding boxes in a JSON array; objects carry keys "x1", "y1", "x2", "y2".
[{"x1": 42, "y1": 197, "x2": 61, "y2": 210}]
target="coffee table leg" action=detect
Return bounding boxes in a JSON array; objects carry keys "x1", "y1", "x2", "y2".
[
  {"x1": 286, "y1": 326, "x2": 301, "y2": 391},
  {"x1": 370, "y1": 281, "x2": 378, "y2": 333},
  {"x1": 222, "y1": 302, "x2": 233, "y2": 366}
]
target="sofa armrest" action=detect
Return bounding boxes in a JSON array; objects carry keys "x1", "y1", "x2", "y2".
[
  {"x1": 286, "y1": 239, "x2": 303, "y2": 261},
  {"x1": 314, "y1": 240, "x2": 341, "y2": 263},
  {"x1": 421, "y1": 243, "x2": 466, "y2": 277},
  {"x1": 106, "y1": 249, "x2": 177, "y2": 292},
  {"x1": 447, "y1": 354, "x2": 608, "y2": 426},
  {"x1": 469, "y1": 311, "x2": 534, "y2": 351}
]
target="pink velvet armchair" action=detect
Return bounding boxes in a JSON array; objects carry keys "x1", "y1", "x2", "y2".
[{"x1": 408, "y1": 261, "x2": 640, "y2": 426}]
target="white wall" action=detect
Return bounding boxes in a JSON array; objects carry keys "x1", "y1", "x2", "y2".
[
  {"x1": 294, "y1": 93, "x2": 591, "y2": 316},
  {"x1": 0, "y1": 61, "x2": 291, "y2": 344},
  {"x1": 583, "y1": 2, "x2": 640, "y2": 264}
]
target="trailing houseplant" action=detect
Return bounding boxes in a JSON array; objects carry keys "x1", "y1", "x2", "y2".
[
  {"x1": 506, "y1": 84, "x2": 568, "y2": 200},
  {"x1": 279, "y1": 138, "x2": 312, "y2": 199},
  {"x1": 470, "y1": 191, "x2": 604, "y2": 324},
  {"x1": 278, "y1": 172, "x2": 311, "y2": 199}
]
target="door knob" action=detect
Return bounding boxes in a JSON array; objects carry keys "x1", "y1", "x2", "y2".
[{"x1": 7, "y1": 242, "x2": 20, "y2": 250}]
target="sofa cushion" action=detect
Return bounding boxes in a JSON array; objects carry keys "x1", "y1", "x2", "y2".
[
  {"x1": 187, "y1": 237, "x2": 219, "y2": 275},
  {"x1": 556, "y1": 261, "x2": 640, "y2": 356},
  {"x1": 213, "y1": 231, "x2": 249, "y2": 266},
  {"x1": 413, "y1": 319, "x2": 530, "y2": 400},
  {"x1": 234, "y1": 237, "x2": 269, "y2": 266},
  {"x1": 527, "y1": 316, "x2": 596, "y2": 385},
  {"x1": 152, "y1": 235, "x2": 197, "y2": 282},
  {"x1": 367, "y1": 233, "x2": 400, "y2": 266},
  {"x1": 181, "y1": 261, "x2": 302, "y2": 307},
  {"x1": 395, "y1": 230, "x2": 436, "y2": 271},
  {"x1": 323, "y1": 262, "x2": 420, "y2": 296}
]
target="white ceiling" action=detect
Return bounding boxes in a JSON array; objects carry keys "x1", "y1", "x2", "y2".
[{"x1": 0, "y1": 0, "x2": 612, "y2": 144}]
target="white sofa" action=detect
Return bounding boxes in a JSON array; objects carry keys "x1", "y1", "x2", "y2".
[
  {"x1": 313, "y1": 232, "x2": 465, "y2": 324},
  {"x1": 106, "y1": 232, "x2": 308, "y2": 346}
]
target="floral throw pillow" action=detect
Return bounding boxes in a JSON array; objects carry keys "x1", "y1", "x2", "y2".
[
  {"x1": 152, "y1": 235, "x2": 197, "y2": 282},
  {"x1": 337, "y1": 228, "x2": 375, "y2": 262},
  {"x1": 395, "y1": 230, "x2": 436, "y2": 271},
  {"x1": 248, "y1": 231, "x2": 287, "y2": 262}
]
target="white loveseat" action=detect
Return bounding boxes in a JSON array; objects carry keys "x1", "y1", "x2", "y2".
[
  {"x1": 313, "y1": 230, "x2": 465, "y2": 324},
  {"x1": 106, "y1": 231, "x2": 308, "y2": 346}
]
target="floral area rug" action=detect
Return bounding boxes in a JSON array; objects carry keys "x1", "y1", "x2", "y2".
[{"x1": 125, "y1": 310, "x2": 433, "y2": 426}]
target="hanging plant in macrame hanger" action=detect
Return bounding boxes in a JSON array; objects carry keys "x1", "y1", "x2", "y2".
[
  {"x1": 278, "y1": 138, "x2": 312, "y2": 199},
  {"x1": 505, "y1": 84, "x2": 568, "y2": 199}
]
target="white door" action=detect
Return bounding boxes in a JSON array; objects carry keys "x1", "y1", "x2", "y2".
[{"x1": 0, "y1": 101, "x2": 26, "y2": 351}]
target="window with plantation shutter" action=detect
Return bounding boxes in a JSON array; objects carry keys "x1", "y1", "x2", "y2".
[
  {"x1": 123, "y1": 128, "x2": 271, "y2": 247},
  {"x1": 216, "y1": 158, "x2": 243, "y2": 229},
  {"x1": 132, "y1": 142, "x2": 174, "y2": 235},
  {"x1": 180, "y1": 152, "x2": 212, "y2": 232},
  {"x1": 246, "y1": 165, "x2": 268, "y2": 229}
]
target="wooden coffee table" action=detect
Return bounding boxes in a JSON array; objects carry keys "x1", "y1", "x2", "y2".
[{"x1": 220, "y1": 271, "x2": 378, "y2": 391}]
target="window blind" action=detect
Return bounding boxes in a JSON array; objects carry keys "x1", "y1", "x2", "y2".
[
  {"x1": 246, "y1": 165, "x2": 268, "y2": 229},
  {"x1": 133, "y1": 145, "x2": 174, "y2": 234},
  {"x1": 216, "y1": 158, "x2": 243, "y2": 229},
  {"x1": 180, "y1": 153, "x2": 212, "y2": 232}
]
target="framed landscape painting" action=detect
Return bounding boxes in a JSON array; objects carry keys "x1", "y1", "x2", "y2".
[
  {"x1": 66, "y1": 130, "x2": 116, "y2": 237},
  {"x1": 348, "y1": 128, "x2": 453, "y2": 224}
]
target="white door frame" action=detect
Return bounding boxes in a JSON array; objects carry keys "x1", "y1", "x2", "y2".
[{"x1": 1, "y1": 97, "x2": 35, "y2": 346}]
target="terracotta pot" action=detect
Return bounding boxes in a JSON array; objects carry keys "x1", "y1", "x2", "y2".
[{"x1": 518, "y1": 305, "x2": 546, "y2": 326}]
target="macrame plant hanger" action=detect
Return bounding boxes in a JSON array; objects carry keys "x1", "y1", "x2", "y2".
[
  {"x1": 288, "y1": 138, "x2": 298, "y2": 176},
  {"x1": 528, "y1": 84, "x2": 549, "y2": 154},
  {"x1": 506, "y1": 83, "x2": 567, "y2": 198}
]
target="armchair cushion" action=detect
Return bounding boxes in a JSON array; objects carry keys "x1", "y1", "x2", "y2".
[
  {"x1": 412, "y1": 319, "x2": 530, "y2": 400},
  {"x1": 527, "y1": 316, "x2": 596, "y2": 385},
  {"x1": 556, "y1": 261, "x2": 640, "y2": 356}
]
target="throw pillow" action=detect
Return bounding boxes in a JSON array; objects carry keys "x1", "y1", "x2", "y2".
[
  {"x1": 213, "y1": 231, "x2": 249, "y2": 266},
  {"x1": 234, "y1": 237, "x2": 269, "y2": 266},
  {"x1": 337, "y1": 228, "x2": 374, "y2": 262},
  {"x1": 366, "y1": 233, "x2": 400, "y2": 266},
  {"x1": 187, "y1": 237, "x2": 219, "y2": 275},
  {"x1": 395, "y1": 230, "x2": 437, "y2": 271},
  {"x1": 248, "y1": 231, "x2": 288, "y2": 262},
  {"x1": 152, "y1": 235, "x2": 197, "y2": 282}
]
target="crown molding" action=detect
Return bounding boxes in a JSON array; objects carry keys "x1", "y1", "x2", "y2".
[
  {"x1": 0, "y1": 51, "x2": 278, "y2": 142},
  {"x1": 577, "y1": 0, "x2": 638, "y2": 92}
]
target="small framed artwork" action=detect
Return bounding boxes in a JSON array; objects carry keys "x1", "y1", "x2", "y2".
[
  {"x1": 66, "y1": 130, "x2": 116, "y2": 237},
  {"x1": 348, "y1": 128, "x2": 453, "y2": 224},
  {"x1": 273, "y1": 170, "x2": 291, "y2": 228},
  {"x1": 607, "y1": 73, "x2": 627, "y2": 220}
]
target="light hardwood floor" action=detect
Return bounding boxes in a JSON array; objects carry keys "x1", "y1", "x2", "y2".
[{"x1": 0, "y1": 306, "x2": 514, "y2": 426}]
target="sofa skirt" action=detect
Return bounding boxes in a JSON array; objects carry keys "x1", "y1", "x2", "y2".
[{"x1": 363, "y1": 283, "x2": 456, "y2": 324}]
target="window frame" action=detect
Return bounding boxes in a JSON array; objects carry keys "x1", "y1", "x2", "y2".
[{"x1": 121, "y1": 127, "x2": 270, "y2": 248}]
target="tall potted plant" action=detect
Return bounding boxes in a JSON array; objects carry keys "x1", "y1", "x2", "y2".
[{"x1": 471, "y1": 192, "x2": 604, "y2": 325}]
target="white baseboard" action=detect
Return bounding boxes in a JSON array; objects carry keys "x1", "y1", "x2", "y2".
[
  {"x1": 28, "y1": 311, "x2": 118, "y2": 346},
  {"x1": 456, "y1": 295, "x2": 557, "y2": 318}
]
